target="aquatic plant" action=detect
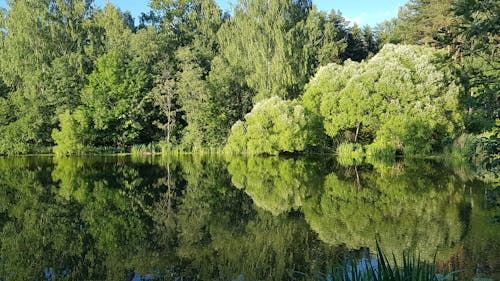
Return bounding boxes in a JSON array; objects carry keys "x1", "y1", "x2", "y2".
[{"x1": 324, "y1": 243, "x2": 455, "y2": 281}]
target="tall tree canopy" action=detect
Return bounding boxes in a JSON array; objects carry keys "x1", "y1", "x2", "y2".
[{"x1": 0, "y1": 0, "x2": 94, "y2": 154}]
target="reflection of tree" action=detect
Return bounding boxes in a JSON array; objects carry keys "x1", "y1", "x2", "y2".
[
  {"x1": 152, "y1": 158, "x2": 180, "y2": 251},
  {"x1": 0, "y1": 155, "x2": 497, "y2": 279},
  {"x1": 227, "y1": 156, "x2": 324, "y2": 215},
  {"x1": 303, "y1": 161, "x2": 467, "y2": 261},
  {"x1": 0, "y1": 157, "x2": 96, "y2": 280},
  {"x1": 166, "y1": 155, "x2": 342, "y2": 281},
  {"x1": 0, "y1": 156, "x2": 173, "y2": 280},
  {"x1": 175, "y1": 181, "x2": 340, "y2": 280},
  {"x1": 441, "y1": 183, "x2": 500, "y2": 280}
]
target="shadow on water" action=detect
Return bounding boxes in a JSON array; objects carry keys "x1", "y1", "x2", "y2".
[{"x1": 0, "y1": 155, "x2": 497, "y2": 280}]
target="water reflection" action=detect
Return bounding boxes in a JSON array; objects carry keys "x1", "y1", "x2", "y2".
[
  {"x1": 303, "y1": 161, "x2": 466, "y2": 261},
  {"x1": 0, "y1": 155, "x2": 497, "y2": 280}
]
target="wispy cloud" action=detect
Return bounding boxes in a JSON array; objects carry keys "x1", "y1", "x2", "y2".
[{"x1": 346, "y1": 12, "x2": 368, "y2": 26}]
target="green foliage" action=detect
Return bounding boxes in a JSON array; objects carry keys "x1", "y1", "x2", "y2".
[
  {"x1": 445, "y1": 0, "x2": 499, "y2": 133},
  {"x1": 0, "y1": 0, "x2": 94, "y2": 153},
  {"x1": 217, "y1": 0, "x2": 309, "y2": 101},
  {"x1": 175, "y1": 47, "x2": 212, "y2": 149},
  {"x1": 0, "y1": 117, "x2": 37, "y2": 155},
  {"x1": 302, "y1": 62, "x2": 361, "y2": 115},
  {"x1": 151, "y1": 69, "x2": 177, "y2": 144},
  {"x1": 81, "y1": 51, "x2": 151, "y2": 147},
  {"x1": 0, "y1": 0, "x2": 493, "y2": 158},
  {"x1": 225, "y1": 96, "x2": 313, "y2": 155},
  {"x1": 376, "y1": 0, "x2": 498, "y2": 136},
  {"x1": 445, "y1": 133, "x2": 477, "y2": 159},
  {"x1": 444, "y1": 131, "x2": 500, "y2": 186},
  {"x1": 376, "y1": 0, "x2": 454, "y2": 47},
  {"x1": 374, "y1": 114, "x2": 436, "y2": 154},
  {"x1": 365, "y1": 142, "x2": 396, "y2": 159},
  {"x1": 303, "y1": 164, "x2": 466, "y2": 262},
  {"x1": 51, "y1": 110, "x2": 88, "y2": 155},
  {"x1": 315, "y1": 44, "x2": 462, "y2": 154},
  {"x1": 206, "y1": 55, "x2": 254, "y2": 144},
  {"x1": 336, "y1": 143, "x2": 364, "y2": 166},
  {"x1": 224, "y1": 121, "x2": 247, "y2": 154}
]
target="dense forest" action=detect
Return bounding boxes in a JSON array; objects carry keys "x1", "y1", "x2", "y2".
[{"x1": 0, "y1": 0, "x2": 497, "y2": 159}]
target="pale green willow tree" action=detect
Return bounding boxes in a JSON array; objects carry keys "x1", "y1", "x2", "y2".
[
  {"x1": 306, "y1": 44, "x2": 463, "y2": 153},
  {"x1": 225, "y1": 96, "x2": 314, "y2": 155}
]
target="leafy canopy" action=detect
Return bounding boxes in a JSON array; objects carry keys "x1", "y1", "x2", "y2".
[{"x1": 304, "y1": 44, "x2": 463, "y2": 153}]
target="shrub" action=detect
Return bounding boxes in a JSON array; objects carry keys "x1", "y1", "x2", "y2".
[
  {"x1": 365, "y1": 142, "x2": 396, "y2": 158},
  {"x1": 225, "y1": 96, "x2": 316, "y2": 155},
  {"x1": 52, "y1": 110, "x2": 88, "y2": 155},
  {"x1": 336, "y1": 142, "x2": 364, "y2": 166}
]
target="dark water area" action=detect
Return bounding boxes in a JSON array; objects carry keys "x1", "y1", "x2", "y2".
[{"x1": 0, "y1": 155, "x2": 498, "y2": 280}]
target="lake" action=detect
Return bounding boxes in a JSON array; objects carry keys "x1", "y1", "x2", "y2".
[{"x1": 0, "y1": 155, "x2": 498, "y2": 280}]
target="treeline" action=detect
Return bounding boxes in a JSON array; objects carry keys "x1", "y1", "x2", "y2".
[
  {"x1": 0, "y1": 0, "x2": 378, "y2": 154},
  {"x1": 0, "y1": 0, "x2": 497, "y2": 156}
]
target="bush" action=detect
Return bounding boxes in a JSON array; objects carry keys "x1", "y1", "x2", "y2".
[
  {"x1": 224, "y1": 121, "x2": 247, "y2": 154},
  {"x1": 336, "y1": 142, "x2": 364, "y2": 166},
  {"x1": 374, "y1": 115, "x2": 437, "y2": 155},
  {"x1": 52, "y1": 110, "x2": 88, "y2": 155},
  {"x1": 225, "y1": 96, "x2": 316, "y2": 155},
  {"x1": 130, "y1": 143, "x2": 157, "y2": 155},
  {"x1": 445, "y1": 133, "x2": 477, "y2": 158},
  {"x1": 365, "y1": 142, "x2": 396, "y2": 158}
]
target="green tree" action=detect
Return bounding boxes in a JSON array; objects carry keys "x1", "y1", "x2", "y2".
[
  {"x1": 151, "y1": 70, "x2": 177, "y2": 145},
  {"x1": 317, "y1": 44, "x2": 462, "y2": 153},
  {"x1": 379, "y1": 0, "x2": 454, "y2": 46},
  {"x1": 172, "y1": 0, "x2": 225, "y2": 148},
  {"x1": 217, "y1": 0, "x2": 312, "y2": 101},
  {"x1": 345, "y1": 23, "x2": 368, "y2": 62},
  {"x1": 176, "y1": 48, "x2": 212, "y2": 149},
  {"x1": 362, "y1": 25, "x2": 378, "y2": 57},
  {"x1": 81, "y1": 51, "x2": 151, "y2": 147},
  {"x1": 225, "y1": 96, "x2": 314, "y2": 155},
  {"x1": 314, "y1": 10, "x2": 350, "y2": 65},
  {"x1": 206, "y1": 55, "x2": 254, "y2": 144},
  {"x1": 0, "y1": 0, "x2": 95, "y2": 153},
  {"x1": 444, "y1": 0, "x2": 499, "y2": 133}
]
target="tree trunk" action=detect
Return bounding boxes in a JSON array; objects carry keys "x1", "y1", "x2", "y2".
[{"x1": 354, "y1": 121, "x2": 361, "y2": 143}]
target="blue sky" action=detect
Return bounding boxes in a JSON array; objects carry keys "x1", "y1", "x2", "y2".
[{"x1": 0, "y1": 0, "x2": 408, "y2": 27}]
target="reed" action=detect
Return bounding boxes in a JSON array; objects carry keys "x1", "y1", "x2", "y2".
[{"x1": 320, "y1": 242, "x2": 456, "y2": 281}]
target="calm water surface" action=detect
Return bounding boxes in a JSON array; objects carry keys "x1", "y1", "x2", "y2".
[{"x1": 0, "y1": 155, "x2": 498, "y2": 280}]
